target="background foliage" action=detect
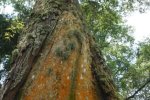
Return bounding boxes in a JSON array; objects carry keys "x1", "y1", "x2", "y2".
[{"x1": 0, "y1": 0, "x2": 150, "y2": 99}]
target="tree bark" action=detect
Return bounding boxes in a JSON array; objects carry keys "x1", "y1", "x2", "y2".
[{"x1": 0, "y1": 0, "x2": 119, "y2": 100}]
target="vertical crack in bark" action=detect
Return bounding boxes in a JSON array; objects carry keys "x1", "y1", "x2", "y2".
[
  {"x1": 90, "y1": 44, "x2": 119, "y2": 100},
  {"x1": 69, "y1": 53, "x2": 79, "y2": 100},
  {"x1": 68, "y1": 35, "x2": 82, "y2": 100}
]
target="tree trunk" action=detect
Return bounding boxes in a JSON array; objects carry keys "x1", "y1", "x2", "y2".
[{"x1": 0, "y1": 0, "x2": 119, "y2": 100}]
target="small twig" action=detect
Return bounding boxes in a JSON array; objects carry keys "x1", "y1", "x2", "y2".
[{"x1": 126, "y1": 78, "x2": 150, "y2": 100}]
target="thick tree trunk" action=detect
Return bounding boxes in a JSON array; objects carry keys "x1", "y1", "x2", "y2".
[{"x1": 0, "y1": 0, "x2": 119, "y2": 100}]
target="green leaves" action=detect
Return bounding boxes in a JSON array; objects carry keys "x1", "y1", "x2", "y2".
[
  {"x1": 0, "y1": 14, "x2": 24, "y2": 84},
  {"x1": 0, "y1": 15, "x2": 23, "y2": 56},
  {"x1": 81, "y1": 1, "x2": 150, "y2": 99}
]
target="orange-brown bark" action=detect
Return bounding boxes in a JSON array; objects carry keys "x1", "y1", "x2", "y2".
[{"x1": 20, "y1": 10, "x2": 99, "y2": 100}]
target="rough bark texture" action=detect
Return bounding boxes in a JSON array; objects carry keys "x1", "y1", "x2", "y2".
[{"x1": 0, "y1": 0, "x2": 119, "y2": 100}]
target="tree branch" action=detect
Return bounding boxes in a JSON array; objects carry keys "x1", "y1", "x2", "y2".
[{"x1": 126, "y1": 78, "x2": 150, "y2": 100}]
